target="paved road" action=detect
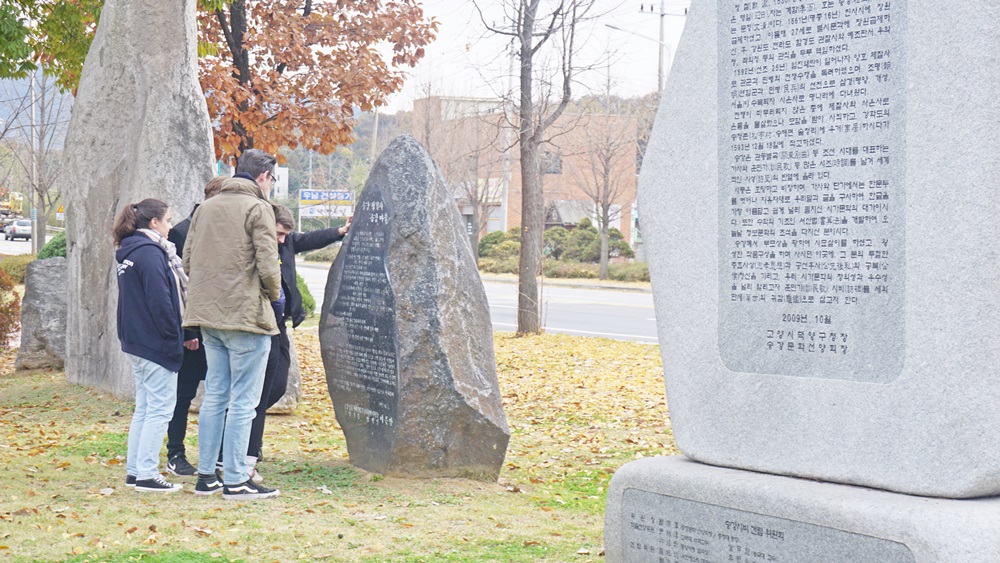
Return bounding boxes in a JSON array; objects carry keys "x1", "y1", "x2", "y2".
[
  {"x1": 296, "y1": 261, "x2": 659, "y2": 344},
  {"x1": 0, "y1": 231, "x2": 50, "y2": 255}
]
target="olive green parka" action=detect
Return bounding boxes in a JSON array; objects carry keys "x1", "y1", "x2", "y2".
[{"x1": 182, "y1": 177, "x2": 281, "y2": 335}]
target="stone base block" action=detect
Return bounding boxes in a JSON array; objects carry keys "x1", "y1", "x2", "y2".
[{"x1": 605, "y1": 456, "x2": 1000, "y2": 562}]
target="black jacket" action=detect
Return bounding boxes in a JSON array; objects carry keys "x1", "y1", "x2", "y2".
[
  {"x1": 115, "y1": 232, "x2": 184, "y2": 371},
  {"x1": 168, "y1": 207, "x2": 199, "y2": 341},
  {"x1": 281, "y1": 228, "x2": 344, "y2": 327}
]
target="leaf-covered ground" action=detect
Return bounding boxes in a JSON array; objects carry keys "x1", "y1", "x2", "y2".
[{"x1": 0, "y1": 331, "x2": 673, "y2": 562}]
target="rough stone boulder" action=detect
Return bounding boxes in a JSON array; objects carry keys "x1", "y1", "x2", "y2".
[
  {"x1": 15, "y1": 258, "x2": 67, "y2": 370},
  {"x1": 320, "y1": 135, "x2": 509, "y2": 480}
]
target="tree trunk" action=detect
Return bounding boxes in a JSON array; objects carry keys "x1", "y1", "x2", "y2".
[
  {"x1": 516, "y1": 4, "x2": 541, "y2": 335},
  {"x1": 517, "y1": 139, "x2": 542, "y2": 334},
  {"x1": 470, "y1": 207, "x2": 482, "y2": 264},
  {"x1": 599, "y1": 222, "x2": 610, "y2": 279}
]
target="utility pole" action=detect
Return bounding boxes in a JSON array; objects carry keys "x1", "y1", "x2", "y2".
[
  {"x1": 301, "y1": 151, "x2": 313, "y2": 232},
  {"x1": 370, "y1": 108, "x2": 380, "y2": 162},
  {"x1": 625, "y1": 2, "x2": 688, "y2": 92},
  {"x1": 657, "y1": 0, "x2": 666, "y2": 92},
  {"x1": 29, "y1": 71, "x2": 40, "y2": 253}
]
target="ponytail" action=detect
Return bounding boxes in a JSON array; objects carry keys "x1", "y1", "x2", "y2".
[{"x1": 112, "y1": 198, "x2": 169, "y2": 247}]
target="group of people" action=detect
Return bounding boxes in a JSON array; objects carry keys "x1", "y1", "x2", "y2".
[{"x1": 112, "y1": 149, "x2": 350, "y2": 500}]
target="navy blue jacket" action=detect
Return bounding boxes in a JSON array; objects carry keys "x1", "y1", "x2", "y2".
[
  {"x1": 281, "y1": 227, "x2": 344, "y2": 328},
  {"x1": 115, "y1": 233, "x2": 184, "y2": 371}
]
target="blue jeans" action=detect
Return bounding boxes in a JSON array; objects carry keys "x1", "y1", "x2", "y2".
[
  {"x1": 197, "y1": 328, "x2": 271, "y2": 484},
  {"x1": 125, "y1": 354, "x2": 178, "y2": 480}
]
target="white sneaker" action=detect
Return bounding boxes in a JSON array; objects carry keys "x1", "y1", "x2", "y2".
[{"x1": 248, "y1": 468, "x2": 264, "y2": 485}]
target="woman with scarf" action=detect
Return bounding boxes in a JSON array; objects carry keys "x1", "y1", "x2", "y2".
[{"x1": 112, "y1": 198, "x2": 186, "y2": 493}]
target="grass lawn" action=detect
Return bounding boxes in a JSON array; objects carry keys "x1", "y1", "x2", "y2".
[{"x1": 0, "y1": 331, "x2": 673, "y2": 562}]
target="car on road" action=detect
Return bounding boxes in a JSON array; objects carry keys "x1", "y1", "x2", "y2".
[{"x1": 6, "y1": 219, "x2": 31, "y2": 241}]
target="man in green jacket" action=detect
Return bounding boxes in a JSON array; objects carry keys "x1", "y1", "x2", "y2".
[{"x1": 183, "y1": 149, "x2": 282, "y2": 500}]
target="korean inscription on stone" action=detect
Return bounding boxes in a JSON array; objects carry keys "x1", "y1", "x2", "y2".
[
  {"x1": 621, "y1": 489, "x2": 914, "y2": 563},
  {"x1": 330, "y1": 186, "x2": 398, "y2": 446},
  {"x1": 718, "y1": 0, "x2": 906, "y2": 381}
]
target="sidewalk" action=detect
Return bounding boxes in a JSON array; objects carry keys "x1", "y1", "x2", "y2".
[{"x1": 296, "y1": 259, "x2": 652, "y2": 293}]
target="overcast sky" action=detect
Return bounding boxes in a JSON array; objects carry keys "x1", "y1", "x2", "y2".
[{"x1": 382, "y1": 0, "x2": 692, "y2": 114}]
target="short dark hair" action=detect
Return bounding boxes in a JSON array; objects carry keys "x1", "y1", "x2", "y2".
[
  {"x1": 274, "y1": 205, "x2": 295, "y2": 230},
  {"x1": 235, "y1": 148, "x2": 276, "y2": 182}
]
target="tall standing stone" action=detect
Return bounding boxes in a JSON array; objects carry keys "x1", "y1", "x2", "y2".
[
  {"x1": 605, "y1": 1, "x2": 1000, "y2": 561},
  {"x1": 61, "y1": 0, "x2": 215, "y2": 398},
  {"x1": 320, "y1": 135, "x2": 509, "y2": 480}
]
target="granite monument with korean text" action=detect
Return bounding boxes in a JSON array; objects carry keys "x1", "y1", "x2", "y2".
[
  {"x1": 61, "y1": 0, "x2": 214, "y2": 398},
  {"x1": 319, "y1": 135, "x2": 509, "y2": 480},
  {"x1": 605, "y1": 1, "x2": 1000, "y2": 561}
]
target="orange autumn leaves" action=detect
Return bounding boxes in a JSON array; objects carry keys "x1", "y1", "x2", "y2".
[{"x1": 198, "y1": 0, "x2": 437, "y2": 162}]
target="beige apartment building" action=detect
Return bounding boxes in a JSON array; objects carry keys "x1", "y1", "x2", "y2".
[{"x1": 411, "y1": 96, "x2": 640, "y2": 252}]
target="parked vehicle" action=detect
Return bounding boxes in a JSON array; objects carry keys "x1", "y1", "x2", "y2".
[{"x1": 6, "y1": 219, "x2": 31, "y2": 241}]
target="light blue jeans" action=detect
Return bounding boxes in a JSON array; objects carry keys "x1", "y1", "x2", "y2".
[
  {"x1": 125, "y1": 354, "x2": 178, "y2": 480},
  {"x1": 197, "y1": 328, "x2": 271, "y2": 484}
]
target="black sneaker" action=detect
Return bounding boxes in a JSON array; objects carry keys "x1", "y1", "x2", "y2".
[
  {"x1": 134, "y1": 474, "x2": 182, "y2": 493},
  {"x1": 223, "y1": 479, "x2": 280, "y2": 500},
  {"x1": 125, "y1": 474, "x2": 136, "y2": 488},
  {"x1": 194, "y1": 471, "x2": 224, "y2": 496},
  {"x1": 166, "y1": 454, "x2": 197, "y2": 477}
]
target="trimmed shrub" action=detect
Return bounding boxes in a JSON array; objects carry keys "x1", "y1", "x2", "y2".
[
  {"x1": 296, "y1": 272, "x2": 315, "y2": 318},
  {"x1": 477, "y1": 230, "x2": 506, "y2": 257},
  {"x1": 38, "y1": 231, "x2": 67, "y2": 259},
  {"x1": 486, "y1": 240, "x2": 520, "y2": 260},
  {"x1": 608, "y1": 262, "x2": 650, "y2": 282},
  {"x1": 477, "y1": 257, "x2": 518, "y2": 274},
  {"x1": 542, "y1": 260, "x2": 598, "y2": 279},
  {"x1": 0, "y1": 254, "x2": 36, "y2": 284},
  {"x1": 302, "y1": 242, "x2": 342, "y2": 262},
  {"x1": 542, "y1": 226, "x2": 568, "y2": 259}
]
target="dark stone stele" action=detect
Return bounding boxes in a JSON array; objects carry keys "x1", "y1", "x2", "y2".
[
  {"x1": 320, "y1": 135, "x2": 509, "y2": 480},
  {"x1": 15, "y1": 257, "x2": 68, "y2": 371}
]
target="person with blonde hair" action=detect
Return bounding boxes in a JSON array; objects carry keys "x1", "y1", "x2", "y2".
[{"x1": 113, "y1": 198, "x2": 184, "y2": 493}]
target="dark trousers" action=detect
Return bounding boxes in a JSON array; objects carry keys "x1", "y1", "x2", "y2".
[
  {"x1": 166, "y1": 342, "x2": 207, "y2": 458},
  {"x1": 247, "y1": 320, "x2": 291, "y2": 459}
]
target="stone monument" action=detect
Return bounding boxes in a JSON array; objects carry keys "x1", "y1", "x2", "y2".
[
  {"x1": 61, "y1": 0, "x2": 215, "y2": 397},
  {"x1": 15, "y1": 258, "x2": 67, "y2": 371},
  {"x1": 319, "y1": 135, "x2": 509, "y2": 480},
  {"x1": 606, "y1": 1, "x2": 1000, "y2": 560}
]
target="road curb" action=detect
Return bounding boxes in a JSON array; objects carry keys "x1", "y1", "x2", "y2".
[{"x1": 296, "y1": 260, "x2": 652, "y2": 293}]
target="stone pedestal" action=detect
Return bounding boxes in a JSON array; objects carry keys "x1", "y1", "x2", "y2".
[{"x1": 606, "y1": 457, "x2": 1000, "y2": 563}]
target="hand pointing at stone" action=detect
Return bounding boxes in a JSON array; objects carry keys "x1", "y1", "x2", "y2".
[{"x1": 339, "y1": 216, "x2": 352, "y2": 237}]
